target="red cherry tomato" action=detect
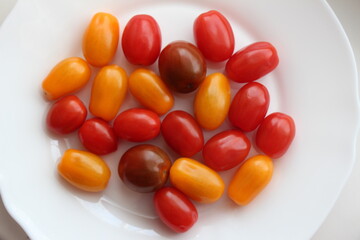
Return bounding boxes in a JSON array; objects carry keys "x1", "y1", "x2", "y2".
[
  {"x1": 225, "y1": 42, "x2": 279, "y2": 83},
  {"x1": 161, "y1": 110, "x2": 204, "y2": 157},
  {"x1": 113, "y1": 108, "x2": 161, "y2": 142},
  {"x1": 46, "y1": 95, "x2": 87, "y2": 134},
  {"x1": 255, "y1": 112, "x2": 295, "y2": 159},
  {"x1": 78, "y1": 118, "x2": 118, "y2": 155},
  {"x1": 194, "y1": 10, "x2": 234, "y2": 62},
  {"x1": 122, "y1": 15, "x2": 161, "y2": 65},
  {"x1": 228, "y1": 82, "x2": 270, "y2": 132},
  {"x1": 203, "y1": 130, "x2": 251, "y2": 171},
  {"x1": 154, "y1": 187, "x2": 198, "y2": 233}
]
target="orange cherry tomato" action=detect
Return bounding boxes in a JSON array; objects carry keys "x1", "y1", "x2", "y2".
[
  {"x1": 128, "y1": 68, "x2": 174, "y2": 115},
  {"x1": 42, "y1": 57, "x2": 91, "y2": 100},
  {"x1": 194, "y1": 73, "x2": 231, "y2": 130},
  {"x1": 228, "y1": 155, "x2": 273, "y2": 206},
  {"x1": 170, "y1": 158, "x2": 225, "y2": 203},
  {"x1": 89, "y1": 65, "x2": 128, "y2": 121},
  {"x1": 57, "y1": 149, "x2": 111, "y2": 192},
  {"x1": 82, "y1": 12, "x2": 119, "y2": 67}
]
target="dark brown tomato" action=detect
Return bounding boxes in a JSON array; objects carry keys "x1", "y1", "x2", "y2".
[
  {"x1": 118, "y1": 144, "x2": 171, "y2": 193},
  {"x1": 158, "y1": 41, "x2": 206, "y2": 93}
]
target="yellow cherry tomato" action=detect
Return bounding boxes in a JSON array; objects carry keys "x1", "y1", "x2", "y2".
[
  {"x1": 42, "y1": 57, "x2": 91, "y2": 100},
  {"x1": 129, "y1": 68, "x2": 174, "y2": 115},
  {"x1": 82, "y1": 12, "x2": 119, "y2": 67},
  {"x1": 57, "y1": 149, "x2": 111, "y2": 192},
  {"x1": 194, "y1": 72, "x2": 231, "y2": 130},
  {"x1": 89, "y1": 65, "x2": 128, "y2": 121},
  {"x1": 170, "y1": 157, "x2": 225, "y2": 203},
  {"x1": 228, "y1": 154, "x2": 273, "y2": 206}
]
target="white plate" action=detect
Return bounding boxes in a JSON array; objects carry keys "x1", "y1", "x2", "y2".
[{"x1": 0, "y1": 0, "x2": 358, "y2": 239}]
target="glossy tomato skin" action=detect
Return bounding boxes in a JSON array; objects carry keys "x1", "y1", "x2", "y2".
[
  {"x1": 57, "y1": 149, "x2": 111, "y2": 192},
  {"x1": 129, "y1": 69, "x2": 174, "y2": 115},
  {"x1": 42, "y1": 57, "x2": 91, "y2": 100},
  {"x1": 78, "y1": 118, "x2": 118, "y2": 155},
  {"x1": 82, "y1": 12, "x2": 119, "y2": 67},
  {"x1": 228, "y1": 154, "x2": 273, "y2": 206},
  {"x1": 154, "y1": 187, "x2": 198, "y2": 233},
  {"x1": 89, "y1": 65, "x2": 128, "y2": 121},
  {"x1": 170, "y1": 158, "x2": 225, "y2": 203},
  {"x1": 113, "y1": 108, "x2": 161, "y2": 142},
  {"x1": 46, "y1": 95, "x2": 87, "y2": 134},
  {"x1": 194, "y1": 73, "x2": 231, "y2": 130},
  {"x1": 161, "y1": 111, "x2": 204, "y2": 157},
  {"x1": 194, "y1": 10, "x2": 234, "y2": 62},
  {"x1": 122, "y1": 15, "x2": 161, "y2": 65},
  {"x1": 255, "y1": 112, "x2": 295, "y2": 159},
  {"x1": 203, "y1": 130, "x2": 251, "y2": 171},
  {"x1": 225, "y1": 42, "x2": 279, "y2": 83},
  {"x1": 158, "y1": 41, "x2": 206, "y2": 93},
  {"x1": 118, "y1": 144, "x2": 171, "y2": 193},
  {"x1": 228, "y1": 82, "x2": 270, "y2": 132}
]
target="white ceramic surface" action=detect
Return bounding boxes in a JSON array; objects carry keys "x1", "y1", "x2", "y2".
[{"x1": 0, "y1": 0, "x2": 358, "y2": 239}]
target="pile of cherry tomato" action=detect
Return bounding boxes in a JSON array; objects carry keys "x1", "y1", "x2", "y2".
[{"x1": 43, "y1": 10, "x2": 295, "y2": 233}]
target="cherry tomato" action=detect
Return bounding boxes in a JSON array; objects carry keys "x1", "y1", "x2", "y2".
[
  {"x1": 194, "y1": 73, "x2": 231, "y2": 130},
  {"x1": 42, "y1": 57, "x2": 91, "y2": 100},
  {"x1": 46, "y1": 95, "x2": 87, "y2": 134},
  {"x1": 255, "y1": 112, "x2": 295, "y2": 159},
  {"x1": 82, "y1": 12, "x2": 119, "y2": 67},
  {"x1": 122, "y1": 15, "x2": 161, "y2": 65},
  {"x1": 228, "y1": 155, "x2": 273, "y2": 206},
  {"x1": 113, "y1": 108, "x2": 161, "y2": 142},
  {"x1": 225, "y1": 42, "x2": 279, "y2": 83},
  {"x1": 203, "y1": 130, "x2": 250, "y2": 171},
  {"x1": 154, "y1": 187, "x2": 198, "y2": 233},
  {"x1": 78, "y1": 118, "x2": 118, "y2": 155},
  {"x1": 170, "y1": 158, "x2": 224, "y2": 203},
  {"x1": 228, "y1": 82, "x2": 270, "y2": 132},
  {"x1": 161, "y1": 111, "x2": 204, "y2": 157},
  {"x1": 118, "y1": 144, "x2": 171, "y2": 193},
  {"x1": 89, "y1": 65, "x2": 128, "y2": 121},
  {"x1": 194, "y1": 10, "x2": 234, "y2": 62},
  {"x1": 158, "y1": 41, "x2": 206, "y2": 93},
  {"x1": 57, "y1": 149, "x2": 111, "y2": 192},
  {"x1": 128, "y1": 69, "x2": 174, "y2": 115}
]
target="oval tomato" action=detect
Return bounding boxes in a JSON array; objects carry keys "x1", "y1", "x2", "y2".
[
  {"x1": 194, "y1": 10, "x2": 234, "y2": 62},
  {"x1": 228, "y1": 155, "x2": 273, "y2": 206},
  {"x1": 118, "y1": 144, "x2": 171, "y2": 193},
  {"x1": 46, "y1": 95, "x2": 87, "y2": 134},
  {"x1": 122, "y1": 15, "x2": 161, "y2": 65},
  {"x1": 82, "y1": 12, "x2": 119, "y2": 67},
  {"x1": 57, "y1": 149, "x2": 111, "y2": 192},
  {"x1": 42, "y1": 57, "x2": 91, "y2": 100},
  {"x1": 255, "y1": 112, "x2": 296, "y2": 158},
  {"x1": 113, "y1": 108, "x2": 161, "y2": 142},
  {"x1": 170, "y1": 158, "x2": 224, "y2": 203},
  {"x1": 228, "y1": 82, "x2": 270, "y2": 132},
  {"x1": 203, "y1": 130, "x2": 250, "y2": 171},
  {"x1": 194, "y1": 72, "x2": 231, "y2": 130},
  {"x1": 154, "y1": 187, "x2": 198, "y2": 233},
  {"x1": 158, "y1": 41, "x2": 206, "y2": 93},
  {"x1": 225, "y1": 42, "x2": 279, "y2": 83},
  {"x1": 78, "y1": 118, "x2": 118, "y2": 155},
  {"x1": 89, "y1": 65, "x2": 128, "y2": 121},
  {"x1": 128, "y1": 69, "x2": 174, "y2": 115},
  {"x1": 161, "y1": 111, "x2": 204, "y2": 157}
]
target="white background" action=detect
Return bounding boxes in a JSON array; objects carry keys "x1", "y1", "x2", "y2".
[{"x1": 0, "y1": 0, "x2": 359, "y2": 239}]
